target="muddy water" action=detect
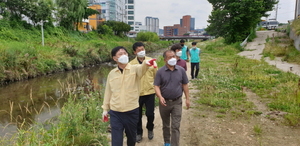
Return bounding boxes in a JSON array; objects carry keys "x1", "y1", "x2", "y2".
[
  {"x1": 0, "y1": 49, "x2": 167, "y2": 139},
  {"x1": 0, "y1": 64, "x2": 114, "y2": 138}
]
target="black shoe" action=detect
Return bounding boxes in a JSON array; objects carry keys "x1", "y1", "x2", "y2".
[
  {"x1": 136, "y1": 134, "x2": 142, "y2": 143},
  {"x1": 148, "y1": 131, "x2": 154, "y2": 140}
]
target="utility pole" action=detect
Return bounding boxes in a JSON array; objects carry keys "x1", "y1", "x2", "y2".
[
  {"x1": 296, "y1": 0, "x2": 299, "y2": 20},
  {"x1": 41, "y1": 20, "x2": 44, "y2": 46},
  {"x1": 275, "y1": 3, "x2": 278, "y2": 20}
]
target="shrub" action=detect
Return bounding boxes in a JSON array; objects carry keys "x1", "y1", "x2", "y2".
[{"x1": 136, "y1": 32, "x2": 159, "y2": 42}]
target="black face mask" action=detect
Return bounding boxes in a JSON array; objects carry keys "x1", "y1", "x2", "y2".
[{"x1": 180, "y1": 44, "x2": 184, "y2": 46}]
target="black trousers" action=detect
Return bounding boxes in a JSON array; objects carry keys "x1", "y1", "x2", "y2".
[
  {"x1": 137, "y1": 93, "x2": 155, "y2": 135},
  {"x1": 191, "y1": 62, "x2": 200, "y2": 79},
  {"x1": 109, "y1": 108, "x2": 139, "y2": 146}
]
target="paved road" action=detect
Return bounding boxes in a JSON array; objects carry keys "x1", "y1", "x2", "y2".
[{"x1": 238, "y1": 31, "x2": 300, "y2": 76}]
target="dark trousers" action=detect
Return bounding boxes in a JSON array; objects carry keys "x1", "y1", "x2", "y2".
[
  {"x1": 137, "y1": 94, "x2": 155, "y2": 135},
  {"x1": 159, "y1": 98, "x2": 182, "y2": 146},
  {"x1": 191, "y1": 62, "x2": 200, "y2": 79},
  {"x1": 109, "y1": 108, "x2": 139, "y2": 146}
]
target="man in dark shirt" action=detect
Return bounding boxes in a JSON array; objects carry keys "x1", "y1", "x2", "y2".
[
  {"x1": 154, "y1": 50, "x2": 190, "y2": 146},
  {"x1": 170, "y1": 43, "x2": 187, "y2": 71}
]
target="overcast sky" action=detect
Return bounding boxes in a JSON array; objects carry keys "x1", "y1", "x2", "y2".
[{"x1": 135, "y1": 0, "x2": 296, "y2": 29}]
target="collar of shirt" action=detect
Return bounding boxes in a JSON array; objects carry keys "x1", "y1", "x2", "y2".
[
  {"x1": 115, "y1": 63, "x2": 132, "y2": 73},
  {"x1": 137, "y1": 57, "x2": 143, "y2": 64},
  {"x1": 163, "y1": 65, "x2": 178, "y2": 71}
]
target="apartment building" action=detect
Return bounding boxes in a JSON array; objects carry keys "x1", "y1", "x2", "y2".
[
  {"x1": 78, "y1": 4, "x2": 105, "y2": 32},
  {"x1": 89, "y1": 0, "x2": 126, "y2": 22},
  {"x1": 145, "y1": 16, "x2": 159, "y2": 35},
  {"x1": 125, "y1": 0, "x2": 135, "y2": 31},
  {"x1": 164, "y1": 15, "x2": 195, "y2": 36}
]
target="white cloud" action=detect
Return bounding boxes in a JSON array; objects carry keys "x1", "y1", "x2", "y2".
[{"x1": 135, "y1": 0, "x2": 296, "y2": 29}]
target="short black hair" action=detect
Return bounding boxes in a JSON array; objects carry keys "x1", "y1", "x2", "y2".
[
  {"x1": 192, "y1": 42, "x2": 197, "y2": 45},
  {"x1": 163, "y1": 50, "x2": 174, "y2": 59},
  {"x1": 170, "y1": 43, "x2": 182, "y2": 52},
  {"x1": 180, "y1": 39, "x2": 185, "y2": 43},
  {"x1": 111, "y1": 46, "x2": 128, "y2": 57},
  {"x1": 132, "y1": 42, "x2": 144, "y2": 51}
]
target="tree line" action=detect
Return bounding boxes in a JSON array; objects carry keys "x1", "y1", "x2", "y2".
[
  {"x1": 0, "y1": 0, "x2": 130, "y2": 36},
  {"x1": 206, "y1": 0, "x2": 278, "y2": 44}
]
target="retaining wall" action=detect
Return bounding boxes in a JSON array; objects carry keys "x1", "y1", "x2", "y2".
[{"x1": 289, "y1": 27, "x2": 300, "y2": 51}]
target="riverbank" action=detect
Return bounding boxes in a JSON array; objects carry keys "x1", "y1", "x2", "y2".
[
  {"x1": 2, "y1": 31, "x2": 300, "y2": 145},
  {"x1": 0, "y1": 20, "x2": 171, "y2": 84}
]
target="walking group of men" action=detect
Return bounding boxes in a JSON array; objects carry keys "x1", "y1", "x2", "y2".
[{"x1": 101, "y1": 39, "x2": 201, "y2": 146}]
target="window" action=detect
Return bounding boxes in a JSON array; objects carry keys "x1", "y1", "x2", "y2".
[
  {"x1": 128, "y1": 21, "x2": 134, "y2": 25},
  {"x1": 128, "y1": 5, "x2": 134, "y2": 9},
  {"x1": 128, "y1": 16, "x2": 134, "y2": 20},
  {"x1": 102, "y1": 10, "x2": 106, "y2": 13},
  {"x1": 128, "y1": 0, "x2": 134, "y2": 4},
  {"x1": 128, "y1": 11, "x2": 134, "y2": 14},
  {"x1": 131, "y1": 27, "x2": 134, "y2": 30}
]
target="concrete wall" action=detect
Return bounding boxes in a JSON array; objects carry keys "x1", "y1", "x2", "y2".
[{"x1": 289, "y1": 27, "x2": 300, "y2": 51}]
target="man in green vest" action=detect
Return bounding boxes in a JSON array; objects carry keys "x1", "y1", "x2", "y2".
[{"x1": 179, "y1": 39, "x2": 189, "y2": 62}]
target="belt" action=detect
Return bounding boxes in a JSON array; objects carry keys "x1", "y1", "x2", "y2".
[{"x1": 164, "y1": 96, "x2": 181, "y2": 102}]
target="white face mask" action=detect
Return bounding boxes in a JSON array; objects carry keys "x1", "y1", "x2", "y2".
[
  {"x1": 176, "y1": 51, "x2": 182, "y2": 57},
  {"x1": 137, "y1": 50, "x2": 146, "y2": 58},
  {"x1": 167, "y1": 58, "x2": 177, "y2": 66},
  {"x1": 118, "y1": 55, "x2": 129, "y2": 64}
]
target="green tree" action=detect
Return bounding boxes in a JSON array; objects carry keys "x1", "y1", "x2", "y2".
[
  {"x1": 24, "y1": 0, "x2": 54, "y2": 25},
  {"x1": 0, "y1": 0, "x2": 54, "y2": 28},
  {"x1": 96, "y1": 24, "x2": 113, "y2": 35},
  {"x1": 102, "y1": 20, "x2": 131, "y2": 37},
  {"x1": 206, "y1": 0, "x2": 278, "y2": 44},
  {"x1": 56, "y1": 0, "x2": 88, "y2": 30},
  {"x1": 136, "y1": 32, "x2": 159, "y2": 42},
  {"x1": 83, "y1": 8, "x2": 100, "y2": 19}
]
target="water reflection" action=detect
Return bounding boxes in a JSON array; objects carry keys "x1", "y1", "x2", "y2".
[
  {"x1": 0, "y1": 64, "x2": 114, "y2": 138},
  {"x1": 0, "y1": 48, "x2": 167, "y2": 139}
]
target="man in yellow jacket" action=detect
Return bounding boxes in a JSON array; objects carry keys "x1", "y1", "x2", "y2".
[
  {"x1": 102, "y1": 46, "x2": 156, "y2": 146},
  {"x1": 129, "y1": 42, "x2": 158, "y2": 143}
]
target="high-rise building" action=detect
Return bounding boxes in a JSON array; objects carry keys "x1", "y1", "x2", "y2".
[
  {"x1": 145, "y1": 16, "x2": 159, "y2": 34},
  {"x1": 164, "y1": 26, "x2": 173, "y2": 36},
  {"x1": 190, "y1": 18, "x2": 195, "y2": 31},
  {"x1": 90, "y1": 0, "x2": 126, "y2": 22},
  {"x1": 164, "y1": 15, "x2": 195, "y2": 36},
  {"x1": 125, "y1": 0, "x2": 135, "y2": 31}
]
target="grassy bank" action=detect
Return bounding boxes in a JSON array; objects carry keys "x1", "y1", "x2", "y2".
[
  {"x1": 262, "y1": 33, "x2": 300, "y2": 64},
  {"x1": 192, "y1": 37, "x2": 300, "y2": 126},
  {"x1": 0, "y1": 19, "x2": 171, "y2": 84},
  {"x1": 2, "y1": 34, "x2": 300, "y2": 145}
]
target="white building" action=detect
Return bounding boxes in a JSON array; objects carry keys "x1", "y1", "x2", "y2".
[
  {"x1": 128, "y1": 21, "x2": 146, "y2": 37},
  {"x1": 89, "y1": 0, "x2": 126, "y2": 22},
  {"x1": 125, "y1": 0, "x2": 135, "y2": 31},
  {"x1": 145, "y1": 16, "x2": 159, "y2": 35}
]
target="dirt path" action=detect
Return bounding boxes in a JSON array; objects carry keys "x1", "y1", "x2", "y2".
[
  {"x1": 134, "y1": 63, "x2": 194, "y2": 146},
  {"x1": 238, "y1": 30, "x2": 300, "y2": 76},
  {"x1": 124, "y1": 32, "x2": 300, "y2": 146}
]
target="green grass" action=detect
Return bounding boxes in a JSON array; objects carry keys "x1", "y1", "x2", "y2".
[
  {"x1": 0, "y1": 19, "x2": 171, "y2": 84},
  {"x1": 1, "y1": 82, "x2": 110, "y2": 145},
  {"x1": 263, "y1": 34, "x2": 300, "y2": 64},
  {"x1": 253, "y1": 124, "x2": 262, "y2": 136},
  {"x1": 191, "y1": 37, "x2": 300, "y2": 125}
]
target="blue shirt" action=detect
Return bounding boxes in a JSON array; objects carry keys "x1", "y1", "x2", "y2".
[
  {"x1": 180, "y1": 45, "x2": 188, "y2": 60},
  {"x1": 189, "y1": 47, "x2": 201, "y2": 63}
]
